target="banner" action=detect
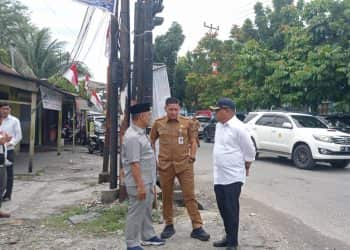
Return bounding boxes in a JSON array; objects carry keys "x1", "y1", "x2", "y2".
[
  {"x1": 40, "y1": 86, "x2": 62, "y2": 111},
  {"x1": 152, "y1": 65, "x2": 171, "y2": 122},
  {"x1": 74, "y1": 0, "x2": 116, "y2": 13}
]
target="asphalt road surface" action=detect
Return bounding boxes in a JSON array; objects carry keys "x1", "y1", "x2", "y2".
[{"x1": 194, "y1": 141, "x2": 350, "y2": 249}]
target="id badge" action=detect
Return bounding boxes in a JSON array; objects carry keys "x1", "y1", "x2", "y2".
[{"x1": 178, "y1": 137, "x2": 184, "y2": 145}]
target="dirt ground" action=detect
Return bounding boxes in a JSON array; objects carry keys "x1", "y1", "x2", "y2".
[{"x1": 0, "y1": 146, "x2": 348, "y2": 250}]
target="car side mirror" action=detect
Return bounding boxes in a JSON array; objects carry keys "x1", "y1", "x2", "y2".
[{"x1": 282, "y1": 122, "x2": 293, "y2": 129}]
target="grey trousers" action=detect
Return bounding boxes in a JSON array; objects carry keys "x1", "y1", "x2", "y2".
[
  {"x1": 125, "y1": 184, "x2": 156, "y2": 248},
  {"x1": 0, "y1": 167, "x2": 6, "y2": 208}
]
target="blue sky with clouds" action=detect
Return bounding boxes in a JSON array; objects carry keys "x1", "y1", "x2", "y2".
[{"x1": 18, "y1": 0, "x2": 272, "y2": 82}]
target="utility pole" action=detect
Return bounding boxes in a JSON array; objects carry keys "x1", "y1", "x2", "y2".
[
  {"x1": 203, "y1": 22, "x2": 220, "y2": 36},
  {"x1": 119, "y1": 0, "x2": 131, "y2": 201},
  {"x1": 203, "y1": 22, "x2": 220, "y2": 74},
  {"x1": 100, "y1": 66, "x2": 110, "y2": 183},
  {"x1": 109, "y1": 2, "x2": 122, "y2": 190}
]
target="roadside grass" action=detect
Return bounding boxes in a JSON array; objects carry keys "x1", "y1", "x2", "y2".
[{"x1": 43, "y1": 203, "x2": 128, "y2": 235}]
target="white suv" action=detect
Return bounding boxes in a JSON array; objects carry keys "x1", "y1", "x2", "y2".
[{"x1": 245, "y1": 111, "x2": 350, "y2": 169}]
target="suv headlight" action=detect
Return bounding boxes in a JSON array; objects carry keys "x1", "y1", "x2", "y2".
[{"x1": 313, "y1": 134, "x2": 333, "y2": 143}]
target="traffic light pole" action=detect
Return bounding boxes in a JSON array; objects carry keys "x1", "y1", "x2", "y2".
[{"x1": 143, "y1": 0, "x2": 153, "y2": 104}]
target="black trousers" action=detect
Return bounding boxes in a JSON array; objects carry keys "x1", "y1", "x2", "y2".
[
  {"x1": 0, "y1": 167, "x2": 5, "y2": 207},
  {"x1": 214, "y1": 182, "x2": 243, "y2": 247},
  {"x1": 4, "y1": 150, "x2": 14, "y2": 199}
]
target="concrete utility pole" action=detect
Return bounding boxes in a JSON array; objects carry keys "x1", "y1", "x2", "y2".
[{"x1": 203, "y1": 22, "x2": 220, "y2": 36}]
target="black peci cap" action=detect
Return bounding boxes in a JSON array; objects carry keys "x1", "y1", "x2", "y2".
[{"x1": 129, "y1": 103, "x2": 151, "y2": 114}]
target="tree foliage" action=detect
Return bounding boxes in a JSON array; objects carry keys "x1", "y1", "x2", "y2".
[
  {"x1": 154, "y1": 22, "x2": 185, "y2": 97},
  {"x1": 0, "y1": 0, "x2": 33, "y2": 48},
  {"x1": 174, "y1": 0, "x2": 350, "y2": 113},
  {"x1": 0, "y1": 0, "x2": 91, "y2": 96},
  {"x1": 17, "y1": 28, "x2": 68, "y2": 79}
]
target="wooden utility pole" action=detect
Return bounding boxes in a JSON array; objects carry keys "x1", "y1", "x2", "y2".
[
  {"x1": 119, "y1": 0, "x2": 131, "y2": 201},
  {"x1": 28, "y1": 92, "x2": 37, "y2": 172},
  {"x1": 100, "y1": 66, "x2": 111, "y2": 183},
  {"x1": 109, "y1": 2, "x2": 122, "y2": 190}
]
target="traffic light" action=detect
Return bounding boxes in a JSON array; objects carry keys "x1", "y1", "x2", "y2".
[{"x1": 152, "y1": 0, "x2": 164, "y2": 28}]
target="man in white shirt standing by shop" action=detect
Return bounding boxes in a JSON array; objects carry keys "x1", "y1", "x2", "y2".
[
  {"x1": 0, "y1": 103, "x2": 22, "y2": 201},
  {"x1": 210, "y1": 98, "x2": 256, "y2": 250}
]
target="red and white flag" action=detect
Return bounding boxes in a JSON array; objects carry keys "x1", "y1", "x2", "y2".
[
  {"x1": 63, "y1": 64, "x2": 79, "y2": 91},
  {"x1": 90, "y1": 90, "x2": 103, "y2": 111},
  {"x1": 84, "y1": 74, "x2": 90, "y2": 91}
]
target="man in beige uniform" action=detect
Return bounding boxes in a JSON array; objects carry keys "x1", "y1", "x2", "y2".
[{"x1": 150, "y1": 97, "x2": 210, "y2": 241}]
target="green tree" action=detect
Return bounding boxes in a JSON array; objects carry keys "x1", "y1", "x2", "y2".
[
  {"x1": 17, "y1": 28, "x2": 67, "y2": 79},
  {"x1": 0, "y1": 0, "x2": 33, "y2": 48},
  {"x1": 154, "y1": 22, "x2": 185, "y2": 92}
]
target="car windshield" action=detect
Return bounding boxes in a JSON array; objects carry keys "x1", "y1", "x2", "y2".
[
  {"x1": 291, "y1": 115, "x2": 327, "y2": 128},
  {"x1": 244, "y1": 113, "x2": 258, "y2": 123},
  {"x1": 196, "y1": 117, "x2": 210, "y2": 123}
]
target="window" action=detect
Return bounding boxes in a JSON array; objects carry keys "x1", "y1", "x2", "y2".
[
  {"x1": 244, "y1": 113, "x2": 258, "y2": 123},
  {"x1": 255, "y1": 115, "x2": 275, "y2": 126},
  {"x1": 274, "y1": 115, "x2": 291, "y2": 128},
  {"x1": 291, "y1": 115, "x2": 327, "y2": 128}
]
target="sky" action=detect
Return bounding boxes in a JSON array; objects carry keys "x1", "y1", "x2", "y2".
[{"x1": 18, "y1": 0, "x2": 272, "y2": 83}]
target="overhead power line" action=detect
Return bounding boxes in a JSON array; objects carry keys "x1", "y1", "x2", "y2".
[{"x1": 70, "y1": 7, "x2": 95, "y2": 63}]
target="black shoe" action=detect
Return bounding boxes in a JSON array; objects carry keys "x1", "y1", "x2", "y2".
[
  {"x1": 213, "y1": 237, "x2": 227, "y2": 247},
  {"x1": 161, "y1": 224, "x2": 175, "y2": 239},
  {"x1": 2, "y1": 197, "x2": 11, "y2": 202},
  {"x1": 190, "y1": 227, "x2": 210, "y2": 241}
]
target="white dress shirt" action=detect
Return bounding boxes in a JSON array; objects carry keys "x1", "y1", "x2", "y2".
[
  {"x1": 0, "y1": 115, "x2": 22, "y2": 150},
  {"x1": 213, "y1": 116, "x2": 256, "y2": 185}
]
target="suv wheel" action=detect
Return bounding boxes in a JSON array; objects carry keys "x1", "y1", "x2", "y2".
[
  {"x1": 292, "y1": 144, "x2": 315, "y2": 169},
  {"x1": 330, "y1": 160, "x2": 350, "y2": 169}
]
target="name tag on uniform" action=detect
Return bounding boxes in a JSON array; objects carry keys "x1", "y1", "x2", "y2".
[{"x1": 178, "y1": 137, "x2": 184, "y2": 145}]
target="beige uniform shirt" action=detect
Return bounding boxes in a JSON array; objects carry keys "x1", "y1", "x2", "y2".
[{"x1": 150, "y1": 115, "x2": 198, "y2": 173}]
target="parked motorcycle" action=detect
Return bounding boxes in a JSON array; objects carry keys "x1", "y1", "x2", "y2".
[{"x1": 88, "y1": 133, "x2": 104, "y2": 155}]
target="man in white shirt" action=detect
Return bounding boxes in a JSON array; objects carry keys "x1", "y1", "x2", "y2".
[
  {"x1": 210, "y1": 98, "x2": 256, "y2": 250},
  {"x1": 0, "y1": 103, "x2": 22, "y2": 201}
]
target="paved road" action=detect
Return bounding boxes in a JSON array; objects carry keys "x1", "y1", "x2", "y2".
[{"x1": 194, "y1": 141, "x2": 350, "y2": 249}]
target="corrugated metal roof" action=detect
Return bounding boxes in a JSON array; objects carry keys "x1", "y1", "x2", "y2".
[
  {"x1": 0, "y1": 63, "x2": 79, "y2": 97},
  {"x1": 0, "y1": 63, "x2": 20, "y2": 76}
]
